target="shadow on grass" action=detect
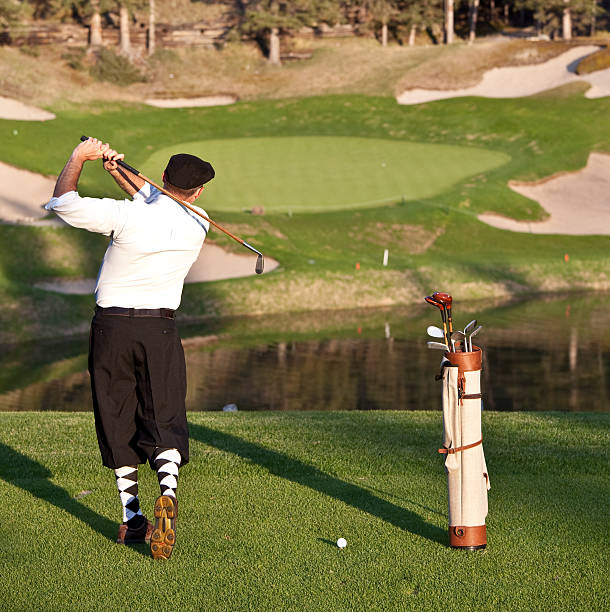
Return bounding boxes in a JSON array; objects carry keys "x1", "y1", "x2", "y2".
[
  {"x1": 0, "y1": 441, "x2": 148, "y2": 557},
  {"x1": 189, "y1": 423, "x2": 446, "y2": 546}
]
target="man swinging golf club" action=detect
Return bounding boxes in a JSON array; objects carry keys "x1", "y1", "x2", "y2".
[{"x1": 46, "y1": 136, "x2": 215, "y2": 560}]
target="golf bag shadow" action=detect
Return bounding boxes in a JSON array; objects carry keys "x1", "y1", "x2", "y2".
[{"x1": 439, "y1": 344, "x2": 490, "y2": 550}]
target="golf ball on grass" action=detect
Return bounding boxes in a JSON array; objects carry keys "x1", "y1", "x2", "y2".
[{"x1": 336, "y1": 537, "x2": 347, "y2": 549}]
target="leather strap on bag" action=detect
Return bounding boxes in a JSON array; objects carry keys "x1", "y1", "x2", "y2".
[{"x1": 438, "y1": 438, "x2": 483, "y2": 455}]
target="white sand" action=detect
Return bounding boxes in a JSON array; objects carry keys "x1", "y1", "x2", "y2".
[
  {"x1": 145, "y1": 95, "x2": 237, "y2": 108},
  {"x1": 0, "y1": 95, "x2": 56, "y2": 120},
  {"x1": 33, "y1": 243, "x2": 278, "y2": 295},
  {"x1": 0, "y1": 161, "x2": 56, "y2": 222},
  {"x1": 397, "y1": 46, "x2": 609, "y2": 105},
  {"x1": 479, "y1": 153, "x2": 610, "y2": 235}
]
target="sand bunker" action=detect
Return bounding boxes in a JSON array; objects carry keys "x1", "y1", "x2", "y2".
[
  {"x1": 145, "y1": 95, "x2": 237, "y2": 108},
  {"x1": 479, "y1": 153, "x2": 610, "y2": 235},
  {"x1": 0, "y1": 161, "x2": 56, "y2": 222},
  {"x1": 397, "y1": 46, "x2": 609, "y2": 105},
  {"x1": 33, "y1": 243, "x2": 279, "y2": 295},
  {"x1": 0, "y1": 96, "x2": 56, "y2": 120}
]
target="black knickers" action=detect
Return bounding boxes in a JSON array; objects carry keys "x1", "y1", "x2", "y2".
[{"x1": 88, "y1": 310, "x2": 189, "y2": 469}]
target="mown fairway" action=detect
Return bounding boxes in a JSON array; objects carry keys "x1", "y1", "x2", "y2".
[{"x1": 1, "y1": 411, "x2": 608, "y2": 611}]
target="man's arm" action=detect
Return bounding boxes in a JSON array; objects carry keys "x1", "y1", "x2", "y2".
[
  {"x1": 103, "y1": 159, "x2": 145, "y2": 197},
  {"x1": 53, "y1": 137, "x2": 124, "y2": 198}
]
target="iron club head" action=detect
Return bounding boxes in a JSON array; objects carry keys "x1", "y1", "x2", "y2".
[{"x1": 255, "y1": 254, "x2": 264, "y2": 274}]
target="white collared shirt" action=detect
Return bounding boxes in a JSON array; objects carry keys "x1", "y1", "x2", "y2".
[{"x1": 45, "y1": 183, "x2": 209, "y2": 309}]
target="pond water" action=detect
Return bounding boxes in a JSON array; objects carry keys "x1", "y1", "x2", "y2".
[{"x1": 1, "y1": 293, "x2": 608, "y2": 412}]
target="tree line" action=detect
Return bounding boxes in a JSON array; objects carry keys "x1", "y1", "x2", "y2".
[{"x1": 1, "y1": 1, "x2": 608, "y2": 64}]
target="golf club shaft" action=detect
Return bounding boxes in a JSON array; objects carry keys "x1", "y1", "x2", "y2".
[{"x1": 79, "y1": 136, "x2": 263, "y2": 261}]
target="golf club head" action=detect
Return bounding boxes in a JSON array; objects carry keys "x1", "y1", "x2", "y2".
[
  {"x1": 468, "y1": 325, "x2": 483, "y2": 348},
  {"x1": 424, "y1": 296, "x2": 446, "y2": 318},
  {"x1": 255, "y1": 254, "x2": 264, "y2": 275},
  {"x1": 463, "y1": 319, "x2": 477, "y2": 335},
  {"x1": 427, "y1": 341, "x2": 449, "y2": 351},
  {"x1": 432, "y1": 291, "x2": 452, "y2": 307},
  {"x1": 451, "y1": 330, "x2": 466, "y2": 352},
  {"x1": 427, "y1": 325, "x2": 445, "y2": 339}
]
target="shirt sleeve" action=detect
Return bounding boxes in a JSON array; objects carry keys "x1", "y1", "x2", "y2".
[
  {"x1": 132, "y1": 182, "x2": 151, "y2": 201},
  {"x1": 45, "y1": 191, "x2": 129, "y2": 237}
]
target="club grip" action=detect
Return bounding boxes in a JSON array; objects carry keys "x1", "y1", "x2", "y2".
[{"x1": 79, "y1": 135, "x2": 140, "y2": 175}]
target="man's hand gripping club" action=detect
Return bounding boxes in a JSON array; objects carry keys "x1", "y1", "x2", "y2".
[{"x1": 53, "y1": 137, "x2": 125, "y2": 198}]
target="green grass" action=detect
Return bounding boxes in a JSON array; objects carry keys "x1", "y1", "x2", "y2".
[
  {"x1": 1, "y1": 411, "x2": 608, "y2": 611},
  {"x1": 0, "y1": 90, "x2": 609, "y2": 342},
  {"x1": 144, "y1": 137, "x2": 510, "y2": 212}
]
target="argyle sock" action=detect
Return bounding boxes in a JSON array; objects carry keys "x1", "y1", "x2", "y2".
[
  {"x1": 114, "y1": 465, "x2": 144, "y2": 528},
  {"x1": 153, "y1": 448, "x2": 181, "y2": 499}
]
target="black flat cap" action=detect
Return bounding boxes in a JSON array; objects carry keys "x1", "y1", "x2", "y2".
[{"x1": 164, "y1": 153, "x2": 215, "y2": 189}]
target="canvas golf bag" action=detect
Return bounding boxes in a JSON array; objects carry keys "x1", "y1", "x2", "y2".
[{"x1": 439, "y1": 345, "x2": 490, "y2": 549}]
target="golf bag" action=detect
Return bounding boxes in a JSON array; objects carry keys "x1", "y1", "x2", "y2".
[{"x1": 439, "y1": 345, "x2": 490, "y2": 549}]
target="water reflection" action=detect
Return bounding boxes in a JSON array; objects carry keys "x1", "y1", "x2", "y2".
[{"x1": 0, "y1": 293, "x2": 608, "y2": 412}]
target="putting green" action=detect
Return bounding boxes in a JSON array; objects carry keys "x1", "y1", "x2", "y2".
[{"x1": 143, "y1": 137, "x2": 510, "y2": 212}]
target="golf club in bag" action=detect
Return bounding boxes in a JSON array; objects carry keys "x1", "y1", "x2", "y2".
[
  {"x1": 80, "y1": 136, "x2": 265, "y2": 274},
  {"x1": 425, "y1": 294, "x2": 490, "y2": 550}
]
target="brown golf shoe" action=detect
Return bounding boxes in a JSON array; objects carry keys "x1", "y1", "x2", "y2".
[
  {"x1": 116, "y1": 517, "x2": 153, "y2": 544},
  {"x1": 150, "y1": 495, "x2": 177, "y2": 560}
]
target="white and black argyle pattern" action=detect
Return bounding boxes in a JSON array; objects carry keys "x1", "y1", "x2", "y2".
[
  {"x1": 153, "y1": 448, "x2": 181, "y2": 499},
  {"x1": 114, "y1": 465, "x2": 144, "y2": 523}
]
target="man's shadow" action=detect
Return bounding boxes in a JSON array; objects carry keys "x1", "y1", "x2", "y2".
[
  {"x1": 0, "y1": 441, "x2": 149, "y2": 556},
  {"x1": 189, "y1": 423, "x2": 446, "y2": 545}
]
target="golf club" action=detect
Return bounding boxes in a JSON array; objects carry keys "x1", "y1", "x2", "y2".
[
  {"x1": 468, "y1": 325, "x2": 483, "y2": 350},
  {"x1": 451, "y1": 330, "x2": 466, "y2": 352},
  {"x1": 427, "y1": 341, "x2": 449, "y2": 351},
  {"x1": 427, "y1": 325, "x2": 445, "y2": 339},
  {"x1": 433, "y1": 292, "x2": 453, "y2": 342},
  {"x1": 425, "y1": 295, "x2": 449, "y2": 347},
  {"x1": 463, "y1": 320, "x2": 477, "y2": 352},
  {"x1": 80, "y1": 136, "x2": 265, "y2": 274}
]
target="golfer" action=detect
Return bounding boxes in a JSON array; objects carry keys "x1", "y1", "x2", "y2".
[{"x1": 46, "y1": 137, "x2": 215, "y2": 560}]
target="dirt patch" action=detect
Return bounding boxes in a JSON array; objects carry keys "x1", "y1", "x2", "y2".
[
  {"x1": 479, "y1": 153, "x2": 610, "y2": 235},
  {"x1": 357, "y1": 222, "x2": 443, "y2": 255}
]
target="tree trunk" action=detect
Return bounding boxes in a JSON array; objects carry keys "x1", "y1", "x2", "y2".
[
  {"x1": 148, "y1": 0, "x2": 155, "y2": 56},
  {"x1": 90, "y1": 6, "x2": 102, "y2": 49},
  {"x1": 445, "y1": 0, "x2": 455, "y2": 44},
  {"x1": 269, "y1": 27, "x2": 281, "y2": 65},
  {"x1": 381, "y1": 21, "x2": 388, "y2": 47},
  {"x1": 408, "y1": 24, "x2": 416, "y2": 46},
  {"x1": 563, "y1": 2, "x2": 572, "y2": 40},
  {"x1": 590, "y1": 1, "x2": 596, "y2": 36},
  {"x1": 468, "y1": 0, "x2": 480, "y2": 44},
  {"x1": 119, "y1": 5, "x2": 131, "y2": 57}
]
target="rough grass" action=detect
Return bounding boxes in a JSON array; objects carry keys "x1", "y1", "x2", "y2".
[
  {"x1": 1, "y1": 411, "x2": 608, "y2": 611},
  {"x1": 576, "y1": 44, "x2": 610, "y2": 74}
]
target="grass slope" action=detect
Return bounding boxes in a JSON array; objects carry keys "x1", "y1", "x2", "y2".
[
  {"x1": 1, "y1": 411, "x2": 608, "y2": 611},
  {"x1": 0, "y1": 89, "x2": 609, "y2": 342}
]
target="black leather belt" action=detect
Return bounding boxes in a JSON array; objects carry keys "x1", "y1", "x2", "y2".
[{"x1": 95, "y1": 306, "x2": 175, "y2": 319}]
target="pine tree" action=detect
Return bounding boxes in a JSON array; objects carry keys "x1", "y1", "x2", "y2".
[{"x1": 243, "y1": 0, "x2": 339, "y2": 65}]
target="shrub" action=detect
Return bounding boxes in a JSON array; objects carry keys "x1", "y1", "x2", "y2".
[
  {"x1": 576, "y1": 47, "x2": 610, "y2": 75},
  {"x1": 89, "y1": 47, "x2": 146, "y2": 86},
  {"x1": 61, "y1": 49, "x2": 86, "y2": 71}
]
